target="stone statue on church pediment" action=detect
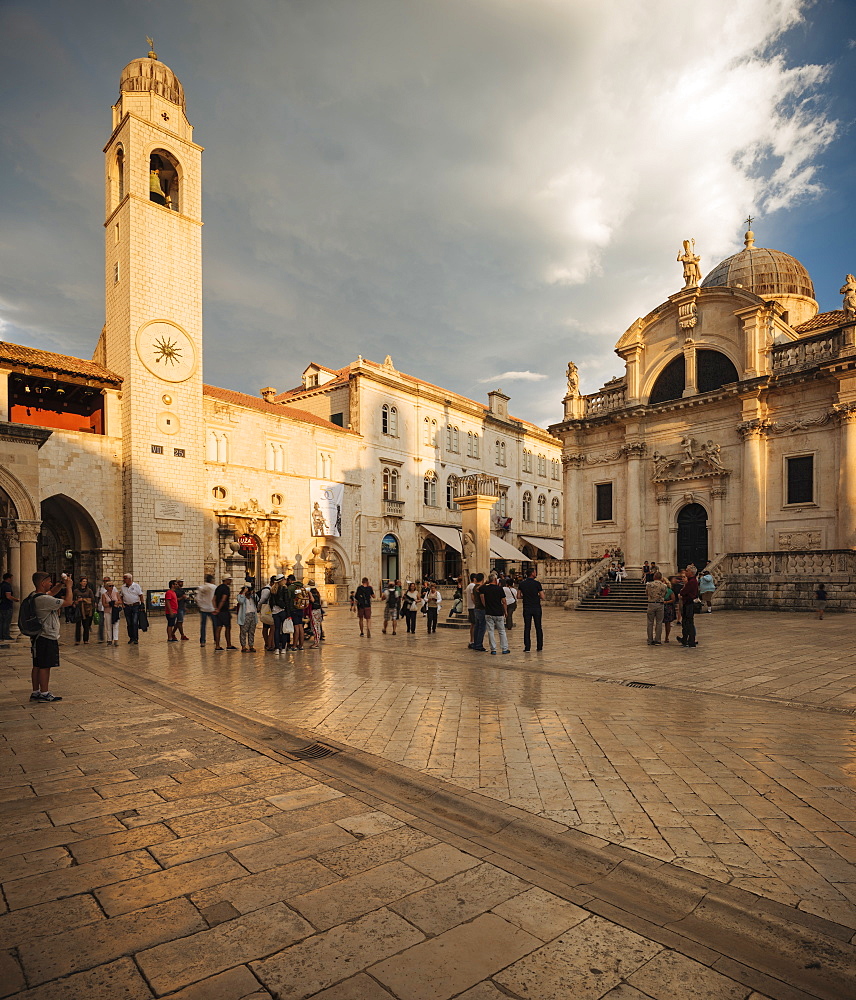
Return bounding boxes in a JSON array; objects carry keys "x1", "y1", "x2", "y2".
[
  {"x1": 841, "y1": 274, "x2": 856, "y2": 322},
  {"x1": 566, "y1": 362, "x2": 580, "y2": 397},
  {"x1": 651, "y1": 438, "x2": 730, "y2": 482},
  {"x1": 677, "y1": 239, "x2": 702, "y2": 289}
]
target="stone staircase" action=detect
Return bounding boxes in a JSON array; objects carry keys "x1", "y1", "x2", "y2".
[
  {"x1": 577, "y1": 577, "x2": 648, "y2": 613},
  {"x1": 438, "y1": 611, "x2": 470, "y2": 630}
]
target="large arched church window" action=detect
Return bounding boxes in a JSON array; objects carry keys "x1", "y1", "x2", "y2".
[
  {"x1": 648, "y1": 355, "x2": 686, "y2": 405},
  {"x1": 149, "y1": 150, "x2": 180, "y2": 212},
  {"x1": 697, "y1": 350, "x2": 739, "y2": 394}
]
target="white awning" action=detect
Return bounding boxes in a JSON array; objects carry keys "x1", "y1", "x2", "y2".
[
  {"x1": 489, "y1": 533, "x2": 527, "y2": 561},
  {"x1": 418, "y1": 523, "x2": 463, "y2": 553},
  {"x1": 519, "y1": 534, "x2": 564, "y2": 560}
]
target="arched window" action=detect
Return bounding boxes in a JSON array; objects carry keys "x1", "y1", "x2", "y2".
[
  {"x1": 649, "y1": 355, "x2": 686, "y2": 405},
  {"x1": 423, "y1": 471, "x2": 437, "y2": 506},
  {"x1": 495, "y1": 440, "x2": 502, "y2": 465},
  {"x1": 447, "y1": 475, "x2": 458, "y2": 510},
  {"x1": 382, "y1": 467, "x2": 399, "y2": 500},
  {"x1": 472, "y1": 433, "x2": 480, "y2": 459},
  {"x1": 207, "y1": 431, "x2": 229, "y2": 463},
  {"x1": 551, "y1": 459, "x2": 560, "y2": 480},
  {"x1": 467, "y1": 431, "x2": 473, "y2": 457},
  {"x1": 522, "y1": 491, "x2": 532, "y2": 521},
  {"x1": 537, "y1": 494, "x2": 547, "y2": 523},
  {"x1": 452, "y1": 426, "x2": 459, "y2": 453},
  {"x1": 500, "y1": 441, "x2": 506, "y2": 467},
  {"x1": 114, "y1": 145, "x2": 125, "y2": 207},
  {"x1": 697, "y1": 350, "x2": 739, "y2": 394},
  {"x1": 551, "y1": 497, "x2": 560, "y2": 526},
  {"x1": 538, "y1": 454, "x2": 547, "y2": 477},
  {"x1": 497, "y1": 488, "x2": 508, "y2": 517},
  {"x1": 424, "y1": 417, "x2": 431, "y2": 446},
  {"x1": 446, "y1": 425, "x2": 453, "y2": 451},
  {"x1": 149, "y1": 150, "x2": 180, "y2": 212},
  {"x1": 382, "y1": 404, "x2": 398, "y2": 436}
]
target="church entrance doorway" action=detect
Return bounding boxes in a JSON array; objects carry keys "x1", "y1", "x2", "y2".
[{"x1": 676, "y1": 503, "x2": 708, "y2": 570}]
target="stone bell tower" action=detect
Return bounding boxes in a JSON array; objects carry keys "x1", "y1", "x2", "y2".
[{"x1": 101, "y1": 43, "x2": 205, "y2": 585}]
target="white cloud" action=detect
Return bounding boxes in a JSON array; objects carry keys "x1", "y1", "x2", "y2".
[
  {"x1": 477, "y1": 371, "x2": 548, "y2": 384},
  {"x1": 0, "y1": 0, "x2": 842, "y2": 426}
]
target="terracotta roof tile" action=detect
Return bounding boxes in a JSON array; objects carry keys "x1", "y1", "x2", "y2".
[
  {"x1": 203, "y1": 384, "x2": 355, "y2": 432},
  {"x1": 0, "y1": 342, "x2": 122, "y2": 385},
  {"x1": 794, "y1": 310, "x2": 846, "y2": 334}
]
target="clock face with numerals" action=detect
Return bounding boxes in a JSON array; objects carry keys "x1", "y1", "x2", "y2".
[{"x1": 136, "y1": 321, "x2": 197, "y2": 382}]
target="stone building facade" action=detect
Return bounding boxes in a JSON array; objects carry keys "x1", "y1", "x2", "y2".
[
  {"x1": 551, "y1": 229, "x2": 856, "y2": 609},
  {"x1": 0, "y1": 48, "x2": 562, "y2": 620}
]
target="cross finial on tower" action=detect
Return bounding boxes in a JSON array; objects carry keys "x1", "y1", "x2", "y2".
[
  {"x1": 146, "y1": 36, "x2": 157, "y2": 59},
  {"x1": 744, "y1": 215, "x2": 754, "y2": 229}
]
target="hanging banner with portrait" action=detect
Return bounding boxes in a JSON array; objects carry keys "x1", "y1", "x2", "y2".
[{"x1": 309, "y1": 480, "x2": 344, "y2": 537}]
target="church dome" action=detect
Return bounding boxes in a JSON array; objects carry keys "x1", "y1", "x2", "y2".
[
  {"x1": 701, "y1": 231, "x2": 814, "y2": 300},
  {"x1": 120, "y1": 53, "x2": 185, "y2": 110}
]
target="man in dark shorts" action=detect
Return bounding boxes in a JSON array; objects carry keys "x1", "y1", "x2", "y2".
[
  {"x1": 30, "y1": 571, "x2": 73, "y2": 702},
  {"x1": 213, "y1": 576, "x2": 236, "y2": 651},
  {"x1": 519, "y1": 567, "x2": 544, "y2": 651},
  {"x1": 355, "y1": 577, "x2": 374, "y2": 637},
  {"x1": 164, "y1": 580, "x2": 179, "y2": 642},
  {"x1": 174, "y1": 579, "x2": 189, "y2": 640}
]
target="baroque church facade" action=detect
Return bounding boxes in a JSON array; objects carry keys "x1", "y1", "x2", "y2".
[
  {"x1": 0, "y1": 49, "x2": 562, "y2": 616},
  {"x1": 552, "y1": 231, "x2": 856, "y2": 607}
]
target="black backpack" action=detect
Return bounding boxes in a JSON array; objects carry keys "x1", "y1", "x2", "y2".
[{"x1": 18, "y1": 592, "x2": 43, "y2": 638}]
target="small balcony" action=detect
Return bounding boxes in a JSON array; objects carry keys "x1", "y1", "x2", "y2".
[{"x1": 382, "y1": 498, "x2": 405, "y2": 517}]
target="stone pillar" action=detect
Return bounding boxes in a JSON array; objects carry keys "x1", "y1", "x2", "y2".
[
  {"x1": 835, "y1": 404, "x2": 856, "y2": 548},
  {"x1": 16, "y1": 520, "x2": 40, "y2": 636},
  {"x1": 8, "y1": 535, "x2": 21, "y2": 640},
  {"x1": 711, "y1": 487, "x2": 727, "y2": 559},
  {"x1": 738, "y1": 423, "x2": 765, "y2": 551},
  {"x1": 623, "y1": 443, "x2": 646, "y2": 568},
  {"x1": 682, "y1": 343, "x2": 697, "y2": 396},
  {"x1": 562, "y1": 455, "x2": 585, "y2": 558},
  {"x1": 455, "y1": 476, "x2": 499, "y2": 579},
  {"x1": 656, "y1": 493, "x2": 672, "y2": 568}
]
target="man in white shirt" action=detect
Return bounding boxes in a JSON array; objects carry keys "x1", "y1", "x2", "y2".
[
  {"x1": 30, "y1": 571, "x2": 73, "y2": 702},
  {"x1": 195, "y1": 574, "x2": 216, "y2": 646},
  {"x1": 120, "y1": 573, "x2": 144, "y2": 644},
  {"x1": 465, "y1": 573, "x2": 477, "y2": 647}
]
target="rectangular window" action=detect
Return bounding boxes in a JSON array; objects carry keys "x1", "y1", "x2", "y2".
[
  {"x1": 113, "y1": 262, "x2": 120, "y2": 283},
  {"x1": 151, "y1": 444, "x2": 163, "y2": 455},
  {"x1": 786, "y1": 455, "x2": 814, "y2": 504},
  {"x1": 173, "y1": 448, "x2": 185, "y2": 458},
  {"x1": 330, "y1": 412, "x2": 344, "y2": 426},
  {"x1": 595, "y1": 482, "x2": 613, "y2": 522}
]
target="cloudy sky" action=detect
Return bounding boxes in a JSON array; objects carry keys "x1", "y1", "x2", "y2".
[{"x1": 1, "y1": 0, "x2": 854, "y2": 426}]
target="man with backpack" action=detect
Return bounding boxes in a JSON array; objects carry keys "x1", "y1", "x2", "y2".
[
  {"x1": 21, "y1": 572, "x2": 72, "y2": 703},
  {"x1": 286, "y1": 575, "x2": 309, "y2": 651}
]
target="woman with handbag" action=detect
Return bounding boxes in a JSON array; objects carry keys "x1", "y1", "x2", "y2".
[
  {"x1": 423, "y1": 582, "x2": 442, "y2": 633},
  {"x1": 73, "y1": 577, "x2": 95, "y2": 645},
  {"x1": 401, "y1": 582, "x2": 420, "y2": 634},
  {"x1": 101, "y1": 578, "x2": 122, "y2": 646}
]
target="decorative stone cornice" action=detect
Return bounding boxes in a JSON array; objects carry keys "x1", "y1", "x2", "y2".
[
  {"x1": 736, "y1": 419, "x2": 772, "y2": 440},
  {"x1": 832, "y1": 401, "x2": 856, "y2": 424},
  {"x1": 655, "y1": 494, "x2": 672, "y2": 505},
  {"x1": 15, "y1": 519, "x2": 41, "y2": 544},
  {"x1": 562, "y1": 453, "x2": 587, "y2": 468},
  {"x1": 622, "y1": 442, "x2": 647, "y2": 457},
  {"x1": 711, "y1": 487, "x2": 728, "y2": 499}
]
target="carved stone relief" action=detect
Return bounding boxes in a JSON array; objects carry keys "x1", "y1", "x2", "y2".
[
  {"x1": 777, "y1": 530, "x2": 821, "y2": 550},
  {"x1": 651, "y1": 437, "x2": 729, "y2": 482}
]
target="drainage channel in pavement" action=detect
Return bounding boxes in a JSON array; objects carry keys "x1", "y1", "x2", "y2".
[{"x1": 69, "y1": 648, "x2": 856, "y2": 1000}]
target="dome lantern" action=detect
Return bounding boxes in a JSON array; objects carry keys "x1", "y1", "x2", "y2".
[{"x1": 119, "y1": 42, "x2": 185, "y2": 110}]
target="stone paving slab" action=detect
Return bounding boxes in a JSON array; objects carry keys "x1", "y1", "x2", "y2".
[
  {"x1": 58, "y1": 606, "x2": 856, "y2": 929},
  {"x1": 0, "y1": 644, "x2": 852, "y2": 1000}
]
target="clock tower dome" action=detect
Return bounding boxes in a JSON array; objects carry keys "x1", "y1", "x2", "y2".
[{"x1": 102, "y1": 44, "x2": 205, "y2": 583}]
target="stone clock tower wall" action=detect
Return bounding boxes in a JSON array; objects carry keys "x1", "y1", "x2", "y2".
[{"x1": 102, "y1": 53, "x2": 205, "y2": 586}]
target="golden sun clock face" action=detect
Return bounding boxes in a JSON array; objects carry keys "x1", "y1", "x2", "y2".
[{"x1": 136, "y1": 321, "x2": 197, "y2": 382}]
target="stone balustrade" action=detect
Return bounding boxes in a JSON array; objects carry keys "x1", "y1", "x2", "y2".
[
  {"x1": 584, "y1": 386, "x2": 627, "y2": 416},
  {"x1": 771, "y1": 330, "x2": 843, "y2": 371},
  {"x1": 535, "y1": 557, "x2": 599, "y2": 580}
]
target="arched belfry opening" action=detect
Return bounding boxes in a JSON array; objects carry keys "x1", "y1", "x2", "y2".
[
  {"x1": 149, "y1": 150, "x2": 180, "y2": 212},
  {"x1": 649, "y1": 355, "x2": 686, "y2": 405}
]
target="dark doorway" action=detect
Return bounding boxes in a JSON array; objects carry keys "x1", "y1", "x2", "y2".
[
  {"x1": 421, "y1": 538, "x2": 436, "y2": 581},
  {"x1": 676, "y1": 503, "x2": 708, "y2": 570}
]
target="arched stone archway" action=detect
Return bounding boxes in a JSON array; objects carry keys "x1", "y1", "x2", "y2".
[{"x1": 39, "y1": 494, "x2": 102, "y2": 583}]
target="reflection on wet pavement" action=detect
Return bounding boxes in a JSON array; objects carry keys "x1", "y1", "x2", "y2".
[{"x1": 69, "y1": 607, "x2": 856, "y2": 929}]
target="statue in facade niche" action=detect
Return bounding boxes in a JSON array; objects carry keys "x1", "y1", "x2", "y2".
[
  {"x1": 566, "y1": 362, "x2": 580, "y2": 396},
  {"x1": 677, "y1": 239, "x2": 702, "y2": 288},
  {"x1": 461, "y1": 529, "x2": 476, "y2": 564},
  {"x1": 841, "y1": 274, "x2": 856, "y2": 321},
  {"x1": 652, "y1": 451, "x2": 673, "y2": 478},
  {"x1": 680, "y1": 435, "x2": 696, "y2": 461}
]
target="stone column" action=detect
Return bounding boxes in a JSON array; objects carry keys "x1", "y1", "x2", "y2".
[
  {"x1": 623, "y1": 443, "x2": 646, "y2": 568},
  {"x1": 682, "y1": 343, "x2": 697, "y2": 396},
  {"x1": 737, "y1": 422, "x2": 765, "y2": 551},
  {"x1": 656, "y1": 493, "x2": 672, "y2": 568},
  {"x1": 8, "y1": 535, "x2": 21, "y2": 640},
  {"x1": 455, "y1": 475, "x2": 499, "y2": 579},
  {"x1": 711, "y1": 486, "x2": 728, "y2": 559},
  {"x1": 16, "y1": 520, "x2": 40, "y2": 635},
  {"x1": 835, "y1": 404, "x2": 856, "y2": 548},
  {"x1": 562, "y1": 454, "x2": 585, "y2": 558}
]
